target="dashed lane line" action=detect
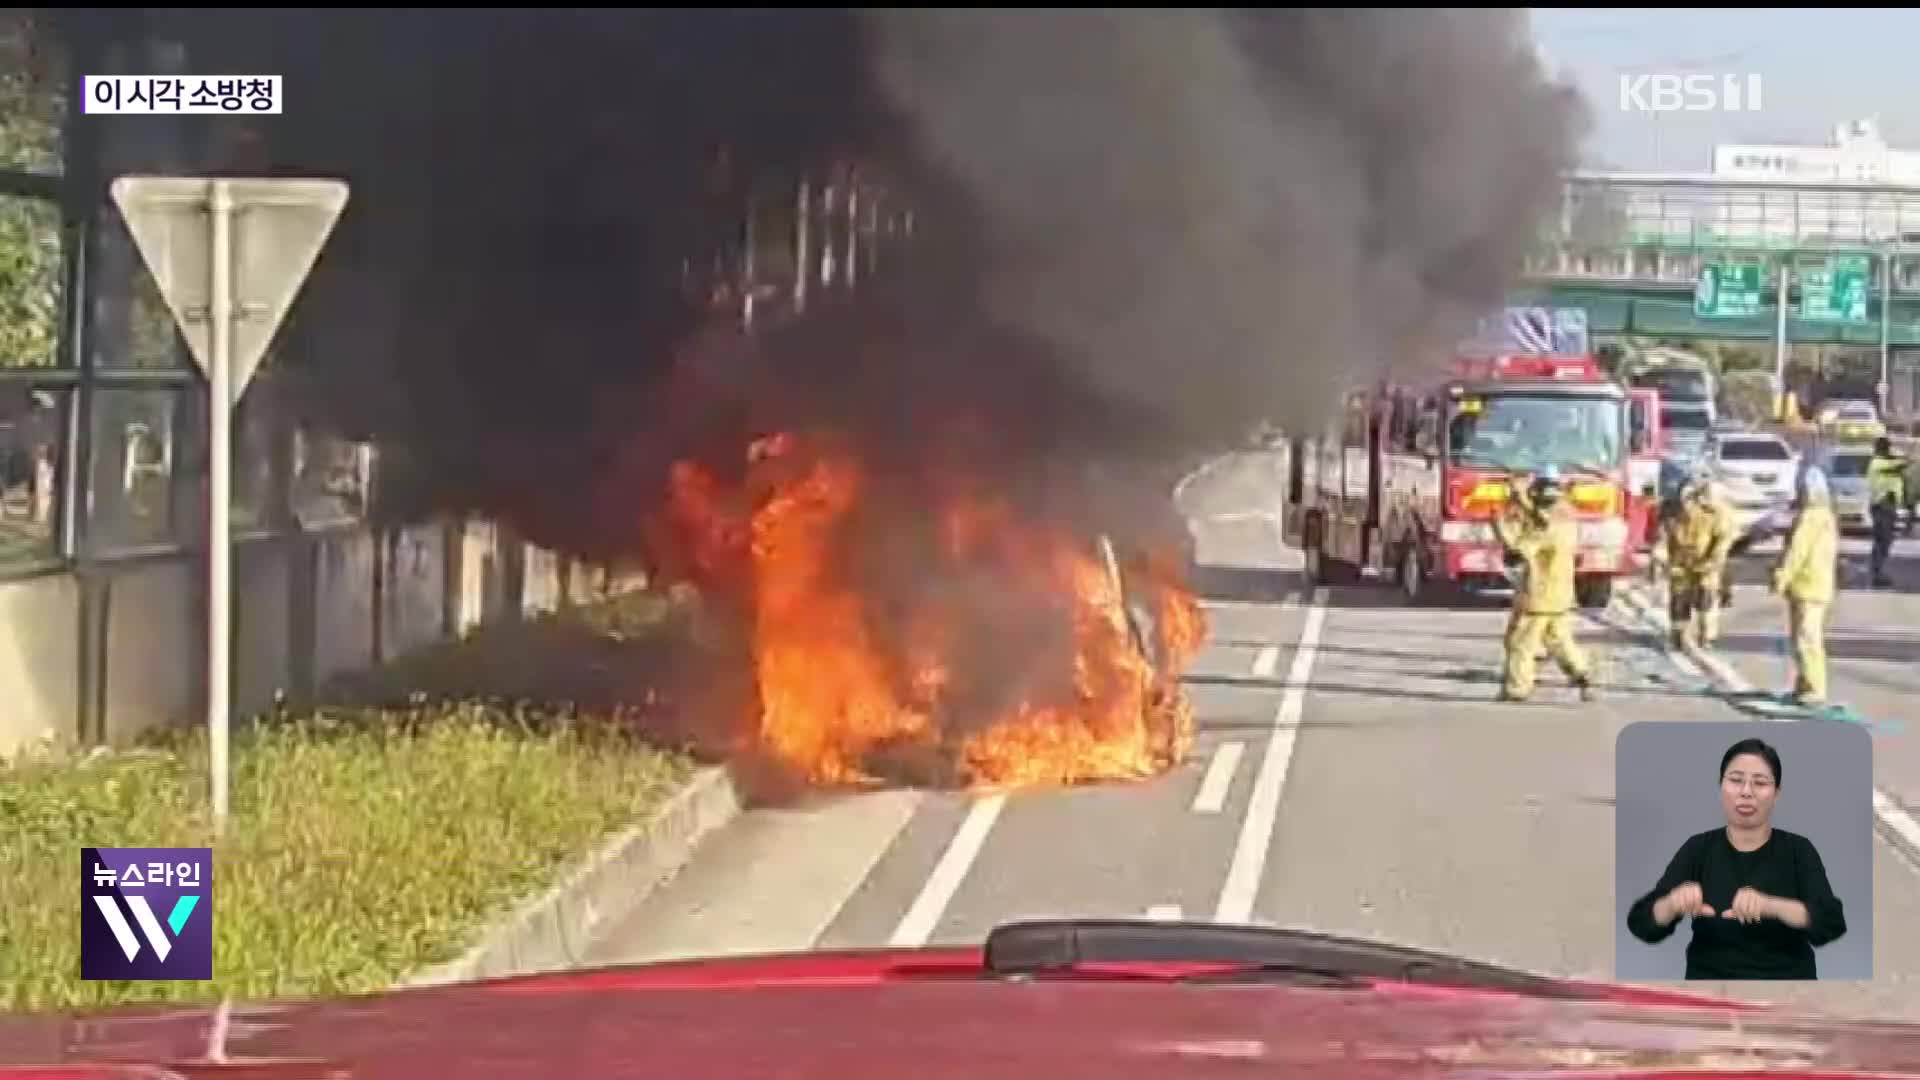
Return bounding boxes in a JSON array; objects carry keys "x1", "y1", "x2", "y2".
[
  {"x1": 1251, "y1": 646, "x2": 1281, "y2": 678},
  {"x1": 1191, "y1": 741, "x2": 1246, "y2": 815},
  {"x1": 888, "y1": 794, "x2": 1008, "y2": 948},
  {"x1": 1214, "y1": 588, "x2": 1328, "y2": 925}
]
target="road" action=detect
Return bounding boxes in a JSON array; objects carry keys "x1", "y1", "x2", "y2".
[{"x1": 579, "y1": 448, "x2": 1920, "y2": 1021}]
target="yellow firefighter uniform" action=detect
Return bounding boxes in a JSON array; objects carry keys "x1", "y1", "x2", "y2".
[
  {"x1": 1492, "y1": 495, "x2": 1595, "y2": 701},
  {"x1": 1659, "y1": 487, "x2": 1738, "y2": 649},
  {"x1": 1771, "y1": 483, "x2": 1839, "y2": 704}
]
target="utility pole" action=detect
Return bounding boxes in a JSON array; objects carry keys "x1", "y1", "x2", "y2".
[
  {"x1": 1881, "y1": 245, "x2": 1894, "y2": 415},
  {"x1": 1774, "y1": 257, "x2": 1791, "y2": 421}
]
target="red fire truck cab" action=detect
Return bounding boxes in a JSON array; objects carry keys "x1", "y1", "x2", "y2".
[
  {"x1": 1282, "y1": 354, "x2": 1635, "y2": 608},
  {"x1": 1624, "y1": 386, "x2": 1664, "y2": 554}
]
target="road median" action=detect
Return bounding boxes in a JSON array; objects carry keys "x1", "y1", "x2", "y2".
[
  {"x1": 0, "y1": 588, "x2": 744, "y2": 1013},
  {"x1": 400, "y1": 763, "x2": 741, "y2": 988}
]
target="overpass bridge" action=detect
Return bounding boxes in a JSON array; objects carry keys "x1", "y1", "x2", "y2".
[{"x1": 1517, "y1": 171, "x2": 1920, "y2": 349}]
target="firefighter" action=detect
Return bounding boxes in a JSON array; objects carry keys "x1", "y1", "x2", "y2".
[
  {"x1": 1866, "y1": 437, "x2": 1908, "y2": 587},
  {"x1": 1498, "y1": 473, "x2": 1540, "y2": 662},
  {"x1": 1493, "y1": 465, "x2": 1598, "y2": 703},
  {"x1": 1651, "y1": 463, "x2": 1738, "y2": 650},
  {"x1": 1771, "y1": 466, "x2": 1840, "y2": 707},
  {"x1": 1645, "y1": 460, "x2": 1686, "y2": 586}
]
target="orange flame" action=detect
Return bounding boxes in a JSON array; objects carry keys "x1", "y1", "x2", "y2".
[{"x1": 660, "y1": 431, "x2": 1205, "y2": 791}]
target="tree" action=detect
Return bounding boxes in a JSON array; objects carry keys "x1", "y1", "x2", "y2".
[
  {"x1": 0, "y1": 11, "x2": 63, "y2": 174},
  {"x1": 0, "y1": 10, "x2": 66, "y2": 370},
  {"x1": 1720, "y1": 370, "x2": 1775, "y2": 425}
]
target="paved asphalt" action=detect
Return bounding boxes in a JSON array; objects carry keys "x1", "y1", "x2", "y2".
[{"x1": 580, "y1": 448, "x2": 1920, "y2": 1023}]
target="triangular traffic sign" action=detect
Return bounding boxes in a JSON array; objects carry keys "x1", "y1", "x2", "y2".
[{"x1": 110, "y1": 176, "x2": 349, "y2": 406}]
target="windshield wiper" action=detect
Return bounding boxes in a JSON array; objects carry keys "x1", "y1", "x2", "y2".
[{"x1": 983, "y1": 920, "x2": 1600, "y2": 999}]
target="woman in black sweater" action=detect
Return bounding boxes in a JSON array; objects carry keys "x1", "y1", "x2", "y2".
[{"x1": 1625, "y1": 737, "x2": 1848, "y2": 980}]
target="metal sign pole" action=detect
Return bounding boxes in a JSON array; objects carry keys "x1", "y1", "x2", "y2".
[
  {"x1": 208, "y1": 180, "x2": 234, "y2": 834},
  {"x1": 109, "y1": 175, "x2": 350, "y2": 836},
  {"x1": 1881, "y1": 247, "x2": 1893, "y2": 415},
  {"x1": 1775, "y1": 259, "x2": 1790, "y2": 420}
]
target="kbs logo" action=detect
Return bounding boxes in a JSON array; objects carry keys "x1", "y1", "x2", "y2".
[
  {"x1": 1618, "y1": 73, "x2": 1763, "y2": 113},
  {"x1": 81, "y1": 848, "x2": 213, "y2": 981}
]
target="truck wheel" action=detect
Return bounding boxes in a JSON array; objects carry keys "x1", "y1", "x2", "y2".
[
  {"x1": 1305, "y1": 526, "x2": 1327, "y2": 584},
  {"x1": 1305, "y1": 521, "x2": 1355, "y2": 586},
  {"x1": 1398, "y1": 542, "x2": 1428, "y2": 605},
  {"x1": 1577, "y1": 577, "x2": 1614, "y2": 610}
]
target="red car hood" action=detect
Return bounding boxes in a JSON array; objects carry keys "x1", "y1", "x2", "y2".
[{"x1": 5, "y1": 947, "x2": 1920, "y2": 1079}]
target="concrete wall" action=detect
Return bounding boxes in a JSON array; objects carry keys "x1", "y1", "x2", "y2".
[
  {"x1": 235, "y1": 540, "x2": 291, "y2": 722},
  {"x1": 0, "y1": 573, "x2": 80, "y2": 750},
  {"x1": 314, "y1": 529, "x2": 377, "y2": 687},
  {"x1": 102, "y1": 558, "x2": 195, "y2": 745},
  {"x1": 456, "y1": 520, "x2": 502, "y2": 638},
  {"x1": 524, "y1": 546, "x2": 562, "y2": 617},
  {"x1": 0, "y1": 516, "x2": 627, "y2": 759},
  {"x1": 382, "y1": 524, "x2": 447, "y2": 662}
]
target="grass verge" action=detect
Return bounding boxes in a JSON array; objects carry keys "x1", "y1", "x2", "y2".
[{"x1": 0, "y1": 590, "x2": 709, "y2": 1014}]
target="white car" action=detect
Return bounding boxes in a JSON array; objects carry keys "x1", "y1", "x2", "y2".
[
  {"x1": 1710, "y1": 433, "x2": 1799, "y2": 544},
  {"x1": 1818, "y1": 448, "x2": 1876, "y2": 530},
  {"x1": 1662, "y1": 402, "x2": 1715, "y2": 460}
]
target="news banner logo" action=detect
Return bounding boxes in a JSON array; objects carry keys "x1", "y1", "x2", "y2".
[
  {"x1": 81, "y1": 848, "x2": 213, "y2": 981},
  {"x1": 1618, "y1": 73, "x2": 1763, "y2": 114},
  {"x1": 82, "y1": 76, "x2": 282, "y2": 115}
]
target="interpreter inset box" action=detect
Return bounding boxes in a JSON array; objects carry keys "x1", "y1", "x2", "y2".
[{"x1": 1615, "y1": 721, "x2": 1872, "y2": 983}]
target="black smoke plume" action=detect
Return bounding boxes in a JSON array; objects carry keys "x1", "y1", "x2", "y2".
[
  {"x1": 866, "y1": 8, "x2": 1587, "y2": 448},
  {"x1": 101, "y1": 9, "x2": 1584, "y2": 560}
]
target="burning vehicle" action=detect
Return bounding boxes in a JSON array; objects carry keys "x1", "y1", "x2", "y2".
[{"x1": 644, "y1": 424, "x2": 1206, "y2": 793}]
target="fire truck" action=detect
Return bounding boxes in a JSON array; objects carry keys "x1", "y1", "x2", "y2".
[
  {"x1": 1624, "y1": 386, "x2": 1664, "y2": 552},
  {"x1": 1281, "y1": 353, "x2": 1637, "y2": 607}
]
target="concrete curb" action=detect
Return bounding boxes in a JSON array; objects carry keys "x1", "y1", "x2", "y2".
[{"x1": 400, "y1": 765, "x2": 744, "y2": 988}]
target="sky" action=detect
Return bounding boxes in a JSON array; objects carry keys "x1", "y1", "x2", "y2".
[{"x1": 1528, "y1": 8, "x2": 1920, "y2": 171}]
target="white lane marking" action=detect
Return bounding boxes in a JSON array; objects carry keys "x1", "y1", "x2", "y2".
[
  {"x1": 1687, "y1": 647, "x2": 1748, "y2": 693},
  {"x1": 1214, "y1": 588, "x2": 1327, "y2": 924},
  {"x1": 1620, "y1": 583, "x2": 1665, "y2": 632},
  {"x1": 1872, "y1": 791, "x2": 1920, "y2": 856},
  {"x1": 1251, "y1": 646, "x2": 1281, "y2": 678},
  {"x1": 1191, "y1": 741, "x2": 1246, "y2": 815},
  {"x1": 1668, "y1": 649, "x2": 1704, "y2": 679},
  {"x1": 1172, "y1": 454, "x2": 1235, "y2": 506},
  {"x1": 889, "y1": 794, "x2": 1008, "y2": 947},
  {"x1": 1680, "y1": 642, "x2": 1920, "y2": 877},
  {"x1": 1146, "y1": 904, "x2": 1183, "y2": 921}
]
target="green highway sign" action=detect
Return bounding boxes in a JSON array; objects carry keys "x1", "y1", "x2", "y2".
[
  {"x1": 1798, "y1": 254, "x2": 1872, "y2": 323},
  {"x1": 1694, "y1": 261, "x2": 1764, "y2": 318}
]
